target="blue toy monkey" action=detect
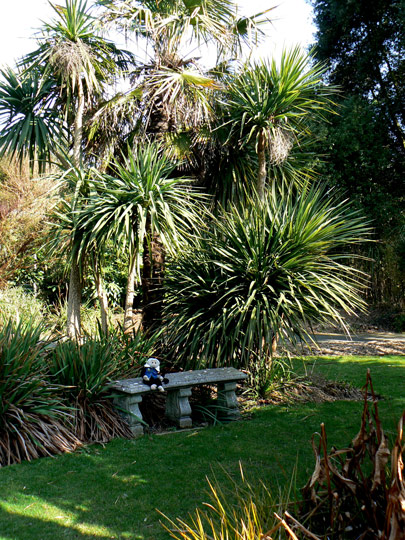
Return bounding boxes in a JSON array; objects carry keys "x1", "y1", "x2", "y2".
[{"x1": 141, "y1": 358, "x2": 169, "y2": 392}]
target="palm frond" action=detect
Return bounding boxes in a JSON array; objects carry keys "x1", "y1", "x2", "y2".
[{"x1": 0, "y1": 67, "x2": 65, "y2": 172}]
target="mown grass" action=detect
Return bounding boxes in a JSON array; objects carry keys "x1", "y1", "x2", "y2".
[{"x1": 0, "y1": 355, "x2": 404, "y2": 540}]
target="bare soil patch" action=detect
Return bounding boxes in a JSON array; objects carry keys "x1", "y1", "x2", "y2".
[{"x1": 292, "y1": 337, "x2": 405, "y2": 357}]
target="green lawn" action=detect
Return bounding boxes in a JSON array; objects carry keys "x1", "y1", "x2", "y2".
[{"x1": 0, "y1": 355, "x2": 404, "y2": 540}]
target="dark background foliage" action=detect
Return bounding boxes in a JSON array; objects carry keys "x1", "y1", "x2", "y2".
[{"x1": 310, "y1": 0, "x2": 405, "y2": 307}]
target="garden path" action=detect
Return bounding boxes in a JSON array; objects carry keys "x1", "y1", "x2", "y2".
[{"x1": 292, "y1": 332, "x2": 405, "y2": 356}]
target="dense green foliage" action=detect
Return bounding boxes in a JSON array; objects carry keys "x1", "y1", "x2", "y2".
[
  {"x1": 0, "y1": 320, "x2": 79, "y2": 466},
  {"x1": 312, "y1": 0, "x2": 405, "y2": 148},
  {"x1": 221, "y1": 48, "x2": 337, "y2": 197},
  {"x1": 311, "y1": 0, "x2": 405, "y2": 306},
  {"x1": 0, "y1": 1, "x2": 381, "y2": 365},
  {"x1": 163, "y1": 186, "x2": 369, "y2": 369},
  {"x1": 0, "y1": 317, "x2": 159, "y2": 461},
  {"x1": 48, "y1": 339, "x2": 132, "y2": 442}
]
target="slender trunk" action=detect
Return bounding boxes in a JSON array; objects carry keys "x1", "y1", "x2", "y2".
[
  {"x1": 94, "y1": 258, "x2": 109, "y2": 335},
  {"x1": 66, "y1": 77, "x2": 85, "y2": 340},
  {"x1": 257, "y1": 132, "x2": 267, "y2": 200},
  {"x1": 124, "y1": 249, "x2": 138, "y2": 333},
  {"x1": 73, "y1": 78, "x2": 84, "y2": 168},
  {"x1": 142, "y1": 216, "x2": 165, "y2": 334},
  {"x1": 66, "y1": 258, "x2": 82, "y2": 340}
]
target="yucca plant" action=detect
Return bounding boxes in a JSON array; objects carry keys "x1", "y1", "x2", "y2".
[
  {"x1": 0, "y1": 319, "x2": 79, "y2": 466},
  {"x1": 47, "y1": 332, "x2": 156, "y2": 442},
  {"x1": 163, "y1": 184, "x2": 370, "y2": 370}
]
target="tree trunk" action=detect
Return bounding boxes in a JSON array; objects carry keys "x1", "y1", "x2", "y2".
[
  {"x1": 142, "y1": 216, "x2": 165, "y2": 334},
  {"x1": 257, "y1": 132, "x2": 267, "y2": 200},
  {"x1": 124, "y1": 249, "x2": 138, "y2": 333},
  {"x1": 73, "y1": 78, "x2": 84, "y2": 168},
  {"x1": 94, "y1": 258, "x2": 109, "y2": 335},
  {"x1": 66, "y1": 77, "x2": 85, "y2": 340},
  {"x1": 66, "y1": 258, "x2": 82, "y2": 340}
]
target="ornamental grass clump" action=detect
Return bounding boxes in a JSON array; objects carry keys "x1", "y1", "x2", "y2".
[
  {"x1": 0, "y1": 319, "x2": 80, "y2": 467},
  {"x1": 163, "y1": 185, "x2": 370, "y2": 371},
  {"x1": 162, "y1": 465, "x2": 300, "y2": 540},
  {"x1": 48, "y1": 339, "x2": 133, "y2": 442},
  {"x1": 48, "y1": 329, "x2": 157, "y2": 442}
]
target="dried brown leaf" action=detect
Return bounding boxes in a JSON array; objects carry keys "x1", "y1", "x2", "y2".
[{"x1": 373, "y1": 435, "x2": 391, "y2": 491}]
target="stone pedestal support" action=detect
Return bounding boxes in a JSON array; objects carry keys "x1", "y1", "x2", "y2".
[
  {"x1": 165, "y1": 387, "x2": 192, "y2": 428},
  {"x1": 217, "y1": 382, "x2": 240, "y2": 420},
  {"x1": 113, "y1": 394, "x2": 145, "y2": 437}
]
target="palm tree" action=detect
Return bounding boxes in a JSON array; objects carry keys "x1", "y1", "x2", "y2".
[
  {"x1": 23, "y1": 0, "x2": 133, "y2": 167},
  {"x1": 222, "y1": 48, "x2": 337, "y2": 199},
  {"x1": 0, "y1": 67, "x2": 65, "y2": 173},
  {"x1": 94, "y1": 0, "x2": 273, "y2": 141},
  {"x1": 86, "y1": 1, "x2": 273, "y2": 329},
  {"x1": 47, "y1": 165, "x2": 111, "y2": 335},
  {"x1": 6, "y1": 0, "x2": 134, "y2": 339},
  {"x1": 76, "y1": 141, "x2": 204, "y2": 332}
]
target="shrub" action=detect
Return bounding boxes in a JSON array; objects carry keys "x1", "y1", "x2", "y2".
[
  {"x1": 0, "y1": 286, "x2": 48, "y2": 328},
  {"x1": 299, "y1": 371, "x2": 405, "y2": 538},
  {"x1": 0, "y1": 320, "x2": 79, "y2": 466},
  {"x1": 48, "y1": 339, "x2": 131, "y2": 442},
  {"x1": 47, "y1": 329, "x2": 158, "y2": 442},
  {"x1": 163, "y1": 186, "x2": 370, "y2": 370}
]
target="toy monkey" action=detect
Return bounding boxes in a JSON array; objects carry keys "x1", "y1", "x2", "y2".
[{"x1": 141, "y1": 358, "x2": 169, "y2": 392}]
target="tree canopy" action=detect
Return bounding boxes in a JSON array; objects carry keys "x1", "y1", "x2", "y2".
[{"x1": 311, "y1": 0, "x2": 405, "y2": 305}]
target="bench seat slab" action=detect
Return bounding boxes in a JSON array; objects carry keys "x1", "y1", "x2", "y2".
[{"x1": 111, "y1": 367, "x2": 247, "y2": 395}]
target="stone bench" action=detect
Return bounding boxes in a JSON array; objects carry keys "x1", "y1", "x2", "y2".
[{"x1": 111, "y1": 367, "x2": 247, "y2": 437}]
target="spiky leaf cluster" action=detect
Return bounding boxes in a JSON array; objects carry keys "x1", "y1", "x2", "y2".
[{"x1": 163, "y1": 185, "x2": 370, "y2": 369}]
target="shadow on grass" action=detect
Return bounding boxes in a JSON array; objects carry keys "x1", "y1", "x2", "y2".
[
  {"x1": 0, "y1": 430, "x2": 256, "y2": 540},
  {"x1": 0, "y1": 448, "x2": 148, "y2": 539}
]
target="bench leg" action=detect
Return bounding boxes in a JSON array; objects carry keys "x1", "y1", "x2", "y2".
[
  {"x1": 165, "y1": 387, "x2": 192, "y2": 428},
  {"x1": 217, "y1": 382, "x2": 240, "y2": 420},
  {"x1": 113, "y1": 394, "x2": 145, "y2": 437}
]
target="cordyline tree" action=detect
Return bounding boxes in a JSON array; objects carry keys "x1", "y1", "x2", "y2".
[
  {"x1": 87, "y1": 0, "x2": 274, "y2": 330},
  {"x1": 222, "y1": 47, "x2": 337, "y2": 199},
  {"x1": 76, "y1": 142, "x2": 205, "y2": 333},
  {"x1": 0, "y1": 0, "x2": 134, "y2": 339}
]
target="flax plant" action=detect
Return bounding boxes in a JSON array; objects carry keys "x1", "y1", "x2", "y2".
[
  {"x1": 0, "y1": 319, "x2": 79, "y2": 466},
  {"x1": 47, "y1": 333, "x2": 152, "y2": 442}
]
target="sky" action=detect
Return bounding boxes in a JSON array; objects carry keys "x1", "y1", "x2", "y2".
[{"x1": 0, "y1": 0, "x2": 316, "y2": 68}]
